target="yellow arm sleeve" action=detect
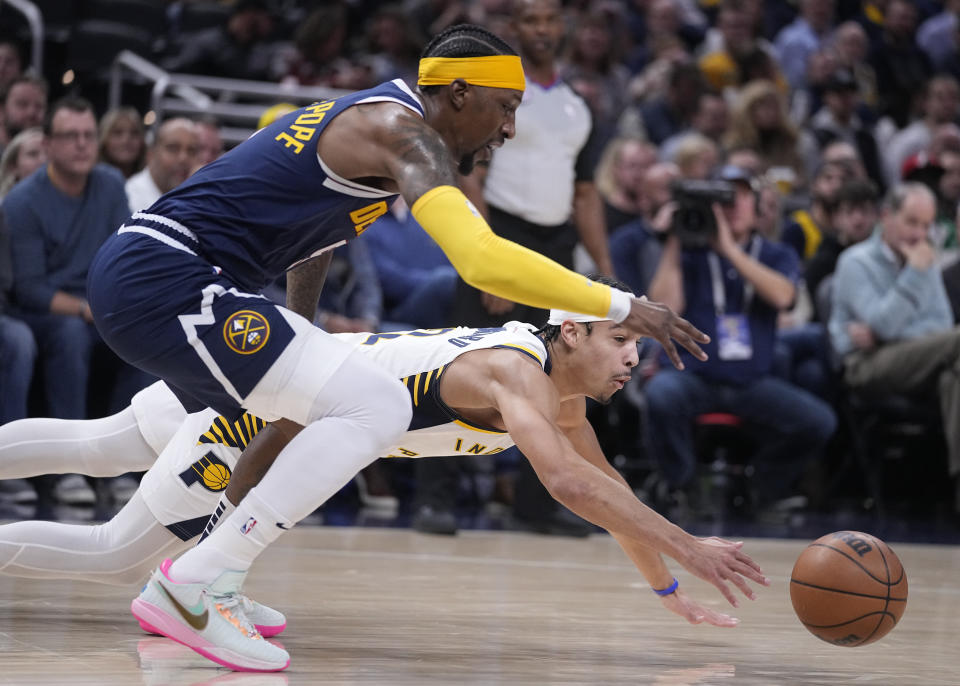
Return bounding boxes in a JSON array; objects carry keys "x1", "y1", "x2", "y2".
[{"x1": 411, "y1": 186, "x2": 614, "y2": 318}]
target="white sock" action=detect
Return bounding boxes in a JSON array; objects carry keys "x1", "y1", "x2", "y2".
[{"x1": 169, "y1": 487, "x2": 289, "y2": 584}]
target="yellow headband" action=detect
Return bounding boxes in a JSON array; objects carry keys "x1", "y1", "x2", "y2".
[{"x1": 418, "y1": 55, "x2": 525, "y2": 91}]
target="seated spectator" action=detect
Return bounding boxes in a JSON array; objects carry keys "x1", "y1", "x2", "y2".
[
  {"x1": 0, "y1": 39, "x2": 22, "y2": 94},
  {"x1": 594, "y1": 136, "x2": 658, "y2": 233},
  {"x1": 645, "y1": 164, "x2": 837, "y2": 514},
  {"x1": 900, "y1": 124, "x2": 960, "y2": 193},
  {"x1": 282, "y1": 4, "x2": 366, "y2": 88},
  {"x1": 125, "y1": 118, "x2": 198, "y2": 212},
  {"x1": 361, "y1": 5, "x2": 423, "y2": 86},
  {"x1": 2, "y1": 97, "x2": 147, "y2": 421},
  {"x1": 0, "y1": 127, "x2": 45, "y2": 200},
  {"x1": 829, "y1": 21, "x2": 878, "y2": 114},
  {"x1": 0, "y1": 76, "x2": 46, "y2": 154},
  {"x1": 775, "y1": 178, "x2": 879, "y2": 399},
  {"x1": 98, "y1": 107, "x2": 146, "y2": 179},
  {"x1": 618, "y1": 41, "x2": 692, "y2": 140},
  {"x1": 829, "y1": 182, "x2": 960, "y2": 512},
  {"x1": 698, "y1": 0, "x2": 786, "y2": 95},
  {"x1": 805, "y1": 178, "x2": 880, "y2": 305},
  {"x1": 624, "y1": 0, "x2": 701, "y2": 71},
  {"x1": 561, "y1": 10, "x2": 632, "y2": 149},
  {"x1": 885, "y1": 76, "x2": 960, "y2": 187},
  {"x1": 932, "y1": 148, "x2": 960, "y2": 262},
  {"x1": 774, "y1": 0, "x2": 837, "y2": 91},
  {"x1": 821, "y1": 139, "x2": 869, "y2": 180},
  {"x1": 193, "y1": 115, "x2": 224, "y2": 170},
  {"x1": 362, "y1": 198, "x2": 456, "y2": 330},
  {"x1": 799, "y1": 67, "x2": 884, "y2": 191},
  {"x1": 637, "y1": 61, "x2": 703, "y2": 146},
  {"x1": 610, "y1": 161, "x2": 680, "y2": 296},
  {"x1": 164, "y1": 0, "x2": 279, "y2": 81},
  {"x1": 725, "y1": 145, "x2": 764, "y2": 178},
  {"x1": 868, "y1": 0, "x2": 932, "y2": 129},
  {"x1": 725, "y1": 79, "x2": 805, "y2": 191},
  {"x1": 0, "y1": 210, "x2": 34, "y2": 424},
  {"x1": 918, "y1": 0, "x2": 960, "y2": 72},
  {"x1": 659, "y1": 92, "x2": 730, "y2": 164},
  {"x1": 782, "y1": 160, "x2": 851, "y2": 262},
  {"x1": 671, "y1": 132, "x2": 720, "y2": 180}
]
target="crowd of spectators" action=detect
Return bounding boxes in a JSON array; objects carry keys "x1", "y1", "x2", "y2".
[{"x1": 2, "y1": 0, "x2": 960, "y2": 525}]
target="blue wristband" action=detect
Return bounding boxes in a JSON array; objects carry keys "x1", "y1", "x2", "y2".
[{"x1": 652, "y1": 577, "x2": 679, "y2": 596}]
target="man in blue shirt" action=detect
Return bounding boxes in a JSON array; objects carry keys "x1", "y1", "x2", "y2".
[
  {"x1": 2, "y1": 97, "x2": 145, "y2": 421},
  {"x1": 0, "y1": 211, "x2": 34, "y2": 425},
  {"x1": 646, "y1": 166, "x2": 837, "y2": 512},
  {"x1": 829, "y1": 182, "x2": 959, "y2": 512},
  {"x1": 774, "y1": 0, "x2": 836, "y2": 90}
]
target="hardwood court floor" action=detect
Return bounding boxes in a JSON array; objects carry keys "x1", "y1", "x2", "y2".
[{"x1": 0, "y1": 527, "x2": 957, "y2": 685}]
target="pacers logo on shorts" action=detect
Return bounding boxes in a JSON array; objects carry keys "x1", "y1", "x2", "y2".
[
  {"x1": 179, "y1": 452, "x2": 232, "y2": 493},
  {"x1": 223, "y1": 310, "x2": 270, "y2": 355}
]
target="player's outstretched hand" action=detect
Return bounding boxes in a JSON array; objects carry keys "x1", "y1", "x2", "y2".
[
  {"x1": 678, "y1": 537, "x2": 770, "y2": 609},
  {"x1": 659, "y1": 588, "x2": 739, "y2": 628},
  {"x1": 623, "y1": 296, "x2": 709, "y2": 369}
]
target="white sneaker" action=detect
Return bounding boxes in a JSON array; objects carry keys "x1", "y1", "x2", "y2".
[
  {"x1": 131, "y1": 559, "x2": 289, "y2": 672},
  {"x1": 138, "y1": 593, "x2": 286, "y2": 638},
  {"x1": 138, "y1": 594, "x2": 286, "y2": 638}
]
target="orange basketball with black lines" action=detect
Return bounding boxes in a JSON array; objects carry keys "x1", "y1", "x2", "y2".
[
  {"x1": 790, "y1": 531, "x2": 907, "y2": 647},
  {"x1": 201, "y1": 462, "x2": 230, "y2": 491}
]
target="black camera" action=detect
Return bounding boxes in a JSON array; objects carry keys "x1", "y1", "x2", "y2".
[{"x1": 669, "y1": 180, "x2": 736, "y2": 248}]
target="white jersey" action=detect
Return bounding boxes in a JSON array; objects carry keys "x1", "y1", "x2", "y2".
[{"x1": 137, "y1": 323, "x2": 548, "y2": 538}]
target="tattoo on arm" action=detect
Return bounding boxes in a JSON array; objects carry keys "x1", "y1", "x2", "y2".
[
  {"x1": 385, "y1": 115, "x2": 459, "y2": 204},
  {"x1": 285, "y1": 251, "x2": 332, "y2": 320}
]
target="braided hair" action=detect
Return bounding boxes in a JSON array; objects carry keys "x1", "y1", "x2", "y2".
[{"x1": 419, "y1": 24, "x2": 518, "y2": 96}]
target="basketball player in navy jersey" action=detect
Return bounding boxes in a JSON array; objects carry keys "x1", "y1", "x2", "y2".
[
  {"x1": 85, "y1": 25, "x2": 708, "y2": 671},
  {"x1": 0, "y1": 280, "x2": 766, "y2": 636}
]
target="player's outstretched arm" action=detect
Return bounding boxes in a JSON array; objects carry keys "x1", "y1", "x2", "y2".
[
  {"x1": 491, "y1": 364, "x2": 768, "y2": 609},
  {"x1": 361, "y1": 113, "x2": 706, "y2": 366},
  {"x1": 557, "y1": 402, "x2": 763, "y2": 624}
]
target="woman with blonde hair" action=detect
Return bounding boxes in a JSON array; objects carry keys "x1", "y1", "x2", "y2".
[
  {"x1": 594, "y1": 136, "x2": 657, "y2": 230},
  {"x1": 724, "y1": 79, "x2": 804, "y2": 190},
  {"x1": 0, "y1": 127, "x2": 45, "y2": 200},
  {"x1": 98, "y1": 107, "x2": 145, "y2": 178},
  {"x1": 670, "y1": 132, "x2": 720, "y2": 180}
]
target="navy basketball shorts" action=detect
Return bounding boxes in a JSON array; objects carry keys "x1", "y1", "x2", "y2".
[{"x1": 88, "y1": 230, "x2": 351, "y2": 422}]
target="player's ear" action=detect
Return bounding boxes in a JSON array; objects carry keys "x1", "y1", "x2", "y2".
[
  {"x1": 448, "y1": 79, "x2": 469, "y2": 111},
  {"x1": 559, "y1": 321, "x2": 580, "y2": 347}
]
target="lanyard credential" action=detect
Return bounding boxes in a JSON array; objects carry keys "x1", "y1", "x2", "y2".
[{"x1": 707, "y1": 236, "x2": 763, "y2": 316}]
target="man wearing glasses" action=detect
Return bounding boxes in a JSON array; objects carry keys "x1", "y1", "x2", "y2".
[{"x1": 2, "y1": 97, "x2": 145, "y2": 443}]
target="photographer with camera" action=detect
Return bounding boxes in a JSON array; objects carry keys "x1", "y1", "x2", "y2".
[{"x1": 644, "y1": 165, "x2": 837, "y2": 516}]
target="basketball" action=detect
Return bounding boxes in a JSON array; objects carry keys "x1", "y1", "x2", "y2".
[
  {"x1": 790, "y1": 531, "x2": 908, "y2": 647},
  {"x1": 201, "y1": 462, "x2": 230, "y2": 491}
]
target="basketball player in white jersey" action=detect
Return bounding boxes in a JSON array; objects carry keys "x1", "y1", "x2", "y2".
[{"x1": 0, "y1": 296, "x2": 768, "y2": 634}]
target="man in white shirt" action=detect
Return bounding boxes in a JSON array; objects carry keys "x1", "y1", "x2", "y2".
[{"x1": 125, "y1": 117, "x2": 199, "y2": 212}]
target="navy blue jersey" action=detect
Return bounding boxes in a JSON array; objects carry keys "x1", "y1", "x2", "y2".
[{"x1": 145, "y1": 79, "x2": 423, "y2": 292}]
